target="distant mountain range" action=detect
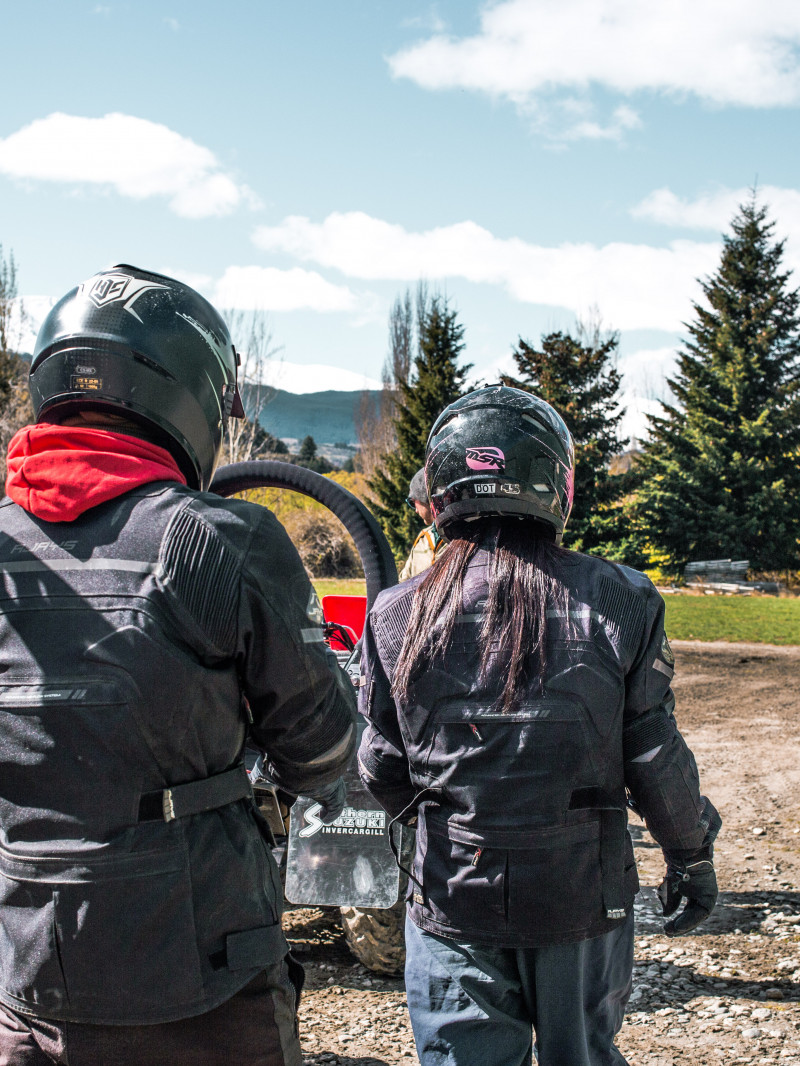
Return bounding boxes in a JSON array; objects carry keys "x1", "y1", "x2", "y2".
[{"x1": 256, "y1": 389, "x2": 379, "y2": 446}]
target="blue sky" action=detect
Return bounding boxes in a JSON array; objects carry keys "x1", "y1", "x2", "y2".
[{"x1": 3, "y1": 0, "x2": 800, "y2": 439}]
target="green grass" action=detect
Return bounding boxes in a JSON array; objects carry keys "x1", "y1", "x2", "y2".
[
  {"x1": 664, "y1": 594, "x2": 800, "y2": 645},
  {"x1": 312, "y1": 578, "x2": 367, "y2": 601},
  {"x1": 313, "y1": 580, "x2": 800, "y2": 645}
]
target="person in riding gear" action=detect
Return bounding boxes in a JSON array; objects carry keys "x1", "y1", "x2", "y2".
[
  {"x1": 357, "y1": 385, "x2": 720, "y2": 1066},
  {"x1": 399, "y1": 468, "x2": 444, "y2": 581},
  {"x1": 0, "y1": 266, "x2": 355, "y2": 1066}
]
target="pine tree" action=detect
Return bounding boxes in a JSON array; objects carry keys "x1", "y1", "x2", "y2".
[
  {"x1": 370, "y1": 294, "x2": 471, "y2": 558},
  {"x1": 298, "y1": 435, "x2": 317, "y2": 462},
  {"x1": 635, "y1": 197, "x2": 800, "y2": 572},
  {"x1": 501, "y1": 325, "x2": 628, "y2": 554}
]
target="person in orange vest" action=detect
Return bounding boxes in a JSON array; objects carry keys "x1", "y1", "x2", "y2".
[{"x1": 399, "y1": 468, "x2": 444, "y2": 581}]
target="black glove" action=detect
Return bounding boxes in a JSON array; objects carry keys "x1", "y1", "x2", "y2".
[
  {"x1": 248, "y1": 752, "x2": 273, "y2": 787},
  {"x1": 658, "y1": 857, "x2": 718, "y2": 936},
  {"x1": 310, "y1": 778, "x2": 347, "y2": 823}
]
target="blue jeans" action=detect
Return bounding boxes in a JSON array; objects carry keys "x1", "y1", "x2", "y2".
[{"x1": 404, "y1": 912, "x2": 633, "y2": 1066}]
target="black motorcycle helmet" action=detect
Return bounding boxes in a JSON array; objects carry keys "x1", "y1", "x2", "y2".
[
  {"x1": 425, "y1": 384, "x2": 575, "y2": 543},
  {"x1": 29, "y1": 265, "x2": 245, "y2": 490}
]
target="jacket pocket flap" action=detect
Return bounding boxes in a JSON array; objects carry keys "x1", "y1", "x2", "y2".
[
  {"x1": 427, "y1": 813, "x2": 601, "y2": 850},
  {"x1": 225, "y1": 923, "x2": 286, "y2": 971}
]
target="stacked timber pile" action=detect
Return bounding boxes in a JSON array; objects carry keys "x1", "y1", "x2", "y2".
[{"x1": 683, "y1": 559, "x2": 779, "y2": 595}]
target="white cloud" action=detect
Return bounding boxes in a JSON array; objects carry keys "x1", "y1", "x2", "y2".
[
  {"x1": 615, "y1": 346, "x2": 680, "y2": 442},
  {"x1": 253, "y1": 211, "x2": 719, "y2": 331},
  {"x1": 158, "y1": 268, "x2": 215, "y2": 293},
  {"x1": 558, "y1": 104, "x2": 642, "y2": 142},
  {"x1": 631, "y1": 184, "x2": 800, "y2": 280},
  {"x1": 12, "y1": 295, "x2": 56, "y2": 355},
  {"x1": 263, "y1": 360, "x2": 382, "y2": 394},
  {"x1": 618, "y1": 394, "x2": 665, "y2": 446},
  {"x1": 617, "y1": 345, "x2": 677, "y2": 391},
  {"x1": 164, "y1": 17, "x2": 179, "y2": 31},
  {"x1": 0, "y1": 113, "x2": 259, "y2": 218},
  {"x1": 388, "y1": 0, "x2": 800, "y2": 135},
  {"x1": 20, "y1": 262, "x2": 366, "y2": 361},
  {"x1": 401, "y1": 10, "x2": 447, "y2": 33},
  {"x1": 633, "y1": 184, "x2": 800, "y2": 237},
  {"x1": 471, "y1": 345, "x2": 679, "y2": 442},
  {"x1": 633, "y1": 187, "x2": 745, "y2": 231},
  {"x1": 511, "y1": 95, "x2": 643, "y2": 144},
  {"x1": 212, "y1": 265, "x2": 360, "y2": 313}
]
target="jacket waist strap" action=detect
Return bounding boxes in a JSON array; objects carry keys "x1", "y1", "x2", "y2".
[{"x1": 138, "y1": 763, "x2": 252, "y2": 823}]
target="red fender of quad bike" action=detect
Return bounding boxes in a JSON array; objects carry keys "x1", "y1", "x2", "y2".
[{"x1": 323, "y1": 595, "x2": 367, "y2": 651}]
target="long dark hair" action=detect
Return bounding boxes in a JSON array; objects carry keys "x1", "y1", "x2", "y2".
[{"x1": 392, "y1": 519, "x2": 570, "y2": 713}]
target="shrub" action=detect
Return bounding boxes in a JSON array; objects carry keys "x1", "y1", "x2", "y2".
[{"x1": 281, "y1": 509, "x2": 360, "y2": 578}]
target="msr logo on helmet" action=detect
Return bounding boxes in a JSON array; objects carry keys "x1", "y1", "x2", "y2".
[
  {"x1": 465, "y1": 446, "x2": 505, "y2": 472},
  {"x1": 80, "y1": 273, "x2": 168, "y2": 322}
]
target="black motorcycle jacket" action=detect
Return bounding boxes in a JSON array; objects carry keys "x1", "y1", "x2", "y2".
[
  {"x1": 0, "y1": 482, "x2": 356, "y2": 1024},
  {"x1": 358, "y1": 545, "x2": 718, "y2": 949}
]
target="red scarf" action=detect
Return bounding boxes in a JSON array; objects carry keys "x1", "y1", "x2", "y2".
[{"x1": 6, "y1": 424, "x2": 187, "y2": 523}]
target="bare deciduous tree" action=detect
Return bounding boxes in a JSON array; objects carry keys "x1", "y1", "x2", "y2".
[
  {"x1": 355, "y1": 282, "x2": 429, "y2": 481},
  {"x1": 0, "y1": 245, "x2": 31, "y2": 370},
  {"x1": 221, "y1": 309, "x2": 283, "y2": 465},
  {"x1": 355, "y1": 389, "x2": 395, "y2": 483},
  {"x1": 0, "y1": 246, "x2": 34, "y2": 482},
  {"x1": 389, "y1": 287, "x2": 413, "y2": 388}
]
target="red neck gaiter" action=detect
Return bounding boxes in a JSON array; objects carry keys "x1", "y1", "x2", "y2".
[{"x1": 6, "y1": 424, "x2": 187, "y2": 523}]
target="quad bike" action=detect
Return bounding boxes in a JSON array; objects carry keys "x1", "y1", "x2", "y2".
[{"x1": 210, "y1": 461, "x2": 408, "y2": 975}]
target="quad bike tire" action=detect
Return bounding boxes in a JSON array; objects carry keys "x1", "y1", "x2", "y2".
[
  {"x1": 210, "y1": 460, "x2": 406, "y2": 975},
  {"x1": 340, "y1": 898, "x2": 407, "y2": 975},
  {"x1": 209, "y1": 460, "x2": 397, "y2": 604},
  {"x1": 340, "y1": 827, "x2": 415, "y2": 974}
]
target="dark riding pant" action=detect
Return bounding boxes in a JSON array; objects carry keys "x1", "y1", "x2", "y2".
[
  {"x1": 0, "y1": 964, "x2": 302, "y2": 1066},
  {"x1": 404, "y1": 911, "x2": 633, "y2": 1066}
]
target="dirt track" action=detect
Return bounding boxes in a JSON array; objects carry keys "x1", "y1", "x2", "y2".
[{"x1": 288, "y1": 641, "x2": 800, "y2": 1065}]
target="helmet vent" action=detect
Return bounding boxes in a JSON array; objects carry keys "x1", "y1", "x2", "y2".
[{"x1": 132, "y1": 351, "x2": 177, "y2": 381}]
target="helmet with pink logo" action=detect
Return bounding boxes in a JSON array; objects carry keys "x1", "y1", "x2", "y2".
[{"x1": 424, "y1": 384, "x2": 574, "y2": 543}]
